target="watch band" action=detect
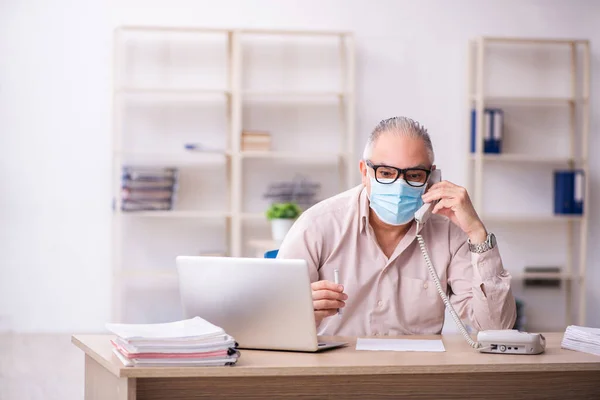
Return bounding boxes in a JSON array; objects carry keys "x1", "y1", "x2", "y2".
[{"x1": 468, "y1": 233, "x2": 496, "y2": 253}]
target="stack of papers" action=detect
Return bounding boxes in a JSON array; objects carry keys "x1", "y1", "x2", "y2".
[
  {"x1": 106, "y1": 317, "x2": 240, "y2": 367},
  {"x1": 561, "y1": 325, "x2": 600, "y2": 356}
]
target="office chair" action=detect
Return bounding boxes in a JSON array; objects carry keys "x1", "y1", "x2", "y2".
[{"x1": 264, "y1": 249, "x2": 279, "y2": 258}]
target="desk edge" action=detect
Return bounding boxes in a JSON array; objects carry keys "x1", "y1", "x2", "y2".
[
  {"x1": 71, "y1": 335, "x2": 124, "y2": 378},
  {"x1": 113, "y1": 360, "x2": 600, "y2": 378}
]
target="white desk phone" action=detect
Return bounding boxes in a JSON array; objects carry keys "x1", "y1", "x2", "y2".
[{"x1": 414, "y1": 169, "x2": 546, "y2": 355}]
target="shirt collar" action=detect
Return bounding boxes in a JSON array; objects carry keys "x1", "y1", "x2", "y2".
[{"x1": 359, "y1": 186, "x2": 370, "y2": 234}]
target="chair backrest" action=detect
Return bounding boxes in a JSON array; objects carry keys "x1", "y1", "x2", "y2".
[{"x1": 264, "y1": 249, "x2": 279, "y2": 258}]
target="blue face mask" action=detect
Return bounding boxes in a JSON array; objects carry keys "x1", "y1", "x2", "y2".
[{"x1": 368, "y1": 175, "x2": 426, "y2": 226}]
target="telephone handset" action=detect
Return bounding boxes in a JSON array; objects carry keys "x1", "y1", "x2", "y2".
[
  {"x1": 414, "y1": 169, "x2": 545, "y2": 354},
  {"x1": 415, "y1": 169, "x2": 442, "y2": 227}
]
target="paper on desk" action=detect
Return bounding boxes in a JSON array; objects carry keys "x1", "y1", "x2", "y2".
[
  {"x1": 106, "y1": 317, "x2": 224, "y2": 341},
  {"x1": 356, "y1": 338, "x2": 445, "y2": 352}
]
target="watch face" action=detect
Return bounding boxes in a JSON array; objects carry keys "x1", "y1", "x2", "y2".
[{"x1": 489, "y1": 233, "x2": 496, "y2": 247}]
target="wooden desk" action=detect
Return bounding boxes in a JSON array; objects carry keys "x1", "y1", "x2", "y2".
[{"x1": 72, "y1": 333, "x2": 600, "y2": 400}]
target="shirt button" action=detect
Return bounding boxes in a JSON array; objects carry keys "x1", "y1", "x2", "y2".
[
  {"x1": 423, "y1": 282, "x2": 429, "y2": 289},
  {"x1": 377, "y1": 300, "x2": 383, "y2": 307}
]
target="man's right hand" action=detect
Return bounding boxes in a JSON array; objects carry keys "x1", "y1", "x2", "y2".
[{"x1": 311, "y1": 280, "x2": 347, "y2": 326}]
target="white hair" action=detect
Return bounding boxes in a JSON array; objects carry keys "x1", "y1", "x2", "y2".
[{"x1": 362, "y1": 116, "x2": 435, "y2": 164}]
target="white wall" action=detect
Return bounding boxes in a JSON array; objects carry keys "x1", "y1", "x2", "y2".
[{"x1": 1, "y1": 0, "x2": 599, "y2": 332}]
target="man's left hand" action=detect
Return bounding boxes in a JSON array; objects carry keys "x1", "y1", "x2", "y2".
[{"x1": 421, "y1": 180, "x2": 487, "y2": 243}]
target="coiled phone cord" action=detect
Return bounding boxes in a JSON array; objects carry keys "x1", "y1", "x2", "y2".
[{"x1": 416, "y1": 227, "x2": 481, "y2": 349}]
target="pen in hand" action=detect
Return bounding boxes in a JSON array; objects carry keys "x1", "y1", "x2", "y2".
[{"x1": 334, "y1": 268, "x2": 343, "y2": 316}]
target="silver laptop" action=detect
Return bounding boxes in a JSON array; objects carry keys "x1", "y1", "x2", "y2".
[{"x1": 176, "y1": 256, "x2": 346, "y2": 352}]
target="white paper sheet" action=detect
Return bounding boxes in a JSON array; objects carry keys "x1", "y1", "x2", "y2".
[
  {"x1": 106, "y1": 317, "x2": 224, "y2": 340},
  {"x1": 356, "y1": 338, "x2": 446, "y2": 352}
]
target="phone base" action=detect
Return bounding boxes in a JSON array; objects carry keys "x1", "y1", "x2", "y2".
[{"x1": 476, "y1": 330, "x2": 546, "y2": 355}]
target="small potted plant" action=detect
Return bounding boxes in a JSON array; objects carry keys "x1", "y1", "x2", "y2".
[{"x1": 265, "y1": 202, "x2": 302, "y2": 242}]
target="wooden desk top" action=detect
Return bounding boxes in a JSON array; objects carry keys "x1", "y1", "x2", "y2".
[{"x1": 71, "y1": 333, "x2": 600, "y2": 378}]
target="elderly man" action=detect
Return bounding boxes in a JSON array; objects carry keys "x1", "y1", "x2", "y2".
[{"x1": 277, "y1": 116, "x2": 516, "y2": 336}]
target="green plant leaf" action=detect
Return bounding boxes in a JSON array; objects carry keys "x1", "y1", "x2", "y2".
[{"x1": 265, "y1": 202, "x2": 302, "y2": 220}]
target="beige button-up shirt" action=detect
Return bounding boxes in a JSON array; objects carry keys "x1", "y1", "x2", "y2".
[{"x1": 277, "y1": 185, "x2": 517, "y2": 336}]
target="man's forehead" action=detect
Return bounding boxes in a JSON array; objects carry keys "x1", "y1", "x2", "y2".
[
  {"x1": 370, "y1": 135, "x2": 431, "y2": 167},
  {"x1": 370, "y1": 160, "x2": 430, "y2": 169}
]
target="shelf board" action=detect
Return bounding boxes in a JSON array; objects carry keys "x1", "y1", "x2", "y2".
[
  {"x1": 243, "y1": 90, "x2": 347, "y2": 99},
  {"x1": 469, "y1": 95, "x2": 581, "y2": 106},
  {"x1": 481, "y1": 37, "x2": 588, "y2": 46},
  {"x1": 118, "y1": 26, "x2": 230, "y2": 34},
  {"x1": 469, "y1": 154, "x2": 584, "y2": 164},
  {"x1": 240, "y1": 28, "x2": 350, "y2": 37},
  {"x1": 117, "y1": 26, "x2": 350, "y2": 37},
  {"x1": 121, "y1": 211, "x2": 231, "y2": 218},
  {"x1": 117, "y1": 87, "x2": 231, "y2": 96},
  {"x1": 116, "y1": 151, "x2": 229, "y2": 166},
  {"x1": 481, "y1": 214, "x2": 583, "y2": 224},
  {"x1": 241, "y1": 151, "x2": 346, "y2": 163}
]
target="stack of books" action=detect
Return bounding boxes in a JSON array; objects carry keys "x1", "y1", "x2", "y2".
[
  {"x1": 263, "y1": 176, "x2": 321, "y2": 209},
  {"x1": 121, "y1": 166, "x2": 178, "y2": 212},
  {"x1": 241, "y1": 130, "x2": 271, "y2": 152},
  {"x1": 561, "y1": 325, "x2": 600, "y2": 356},
  {"x1": 106, "y1": 317, "x2": 240, "y2": 367}
]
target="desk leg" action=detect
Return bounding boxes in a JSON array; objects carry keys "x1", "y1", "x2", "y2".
[{"x1": 84, "y1": 355, "x2": 136, "y2": 400}]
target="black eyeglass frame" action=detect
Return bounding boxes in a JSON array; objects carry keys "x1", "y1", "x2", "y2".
[{"x1": 365, "y1": 160, "x2": 432, "y2": 187}]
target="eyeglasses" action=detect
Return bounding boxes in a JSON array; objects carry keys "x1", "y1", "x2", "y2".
[{"x1": 366, "y1": 160, "x2": 431, "y2": 187}]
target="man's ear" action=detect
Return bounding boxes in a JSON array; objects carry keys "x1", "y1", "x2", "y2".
[
  {"x1": 431, "y1": 164, "x2": 436, "y2": 172},
  {"x1": 359, "y1": 159, "x2": 368, "y2": 186}
]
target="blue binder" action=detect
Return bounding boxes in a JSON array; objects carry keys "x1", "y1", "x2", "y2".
[
  {"x1": 490, "y1": 108, "x2": 503, "y2": 153},
  {"x1": 470, "y1": 108, "x2": 502, "y2": 154},
  {"x1": 554, "y1": 170, "x2": 585, "y2": 215}
]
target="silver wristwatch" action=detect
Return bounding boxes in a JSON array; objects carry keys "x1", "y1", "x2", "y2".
[{"x1": 468, "y1": 233, "x2": 496, "y2": 253}]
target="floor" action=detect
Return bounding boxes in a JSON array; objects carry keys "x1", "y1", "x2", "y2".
[{"x1": 0, "y1": 333, "x2": 84, "y2": 400}]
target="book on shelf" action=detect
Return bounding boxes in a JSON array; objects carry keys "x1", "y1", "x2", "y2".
[
  {"x1": 122, "y1": 166, "x2": 178, "y2": 181},
  {"x1": 122, "y1": 178, "x2": 175, "y2": 190},
  {"x1": 554, "y1": 170, "x2": 585, "y2": 215},
  {"x1": 241, "y1": 130, "x2": 270, "y2": 138},
  {"x1": 119, "y1": 166, "x2": 179, "y2": 212},
  {"x1": 242, "y1": 143, "x2": 271, "y2": 152},
  {"x1": 263, "y1": 176, "x2": 321, "y2": 209},
  {"x1": 122, "y1": 188, "x2": 174, "y2": 201},
  {"x1": 523, "y1": 266, "x2": 562, "y2": 288},
  {"x1": 470, "y1": 108, "x2": 503, "y2": 154},
  {"x1": 121, "y1": 200, "x2": 173, "y2": 212},
  {"x1": 242, "y1": 136, "x2": 271, "y2": 143},
  {"x1": 241, "y1": 130, "x2": 271, "y2": 151},
  {"x1": 106, "y1": 317, "x2": 240, "y2": 367}
]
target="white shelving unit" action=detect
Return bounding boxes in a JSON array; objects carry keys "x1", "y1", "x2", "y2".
[
  {"x1": 467, "y1": 37, "x2": 590, "y2": 328},
  {"x1": 111, "y1": 26, "x2": 355, "y2": 322}
]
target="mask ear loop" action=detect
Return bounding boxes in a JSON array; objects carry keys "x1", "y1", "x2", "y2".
[{"x1": 365, "y1": 165, "x2": 377, "y2": 201}]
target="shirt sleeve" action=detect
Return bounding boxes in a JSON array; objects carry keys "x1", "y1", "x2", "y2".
[
  {"x1": 276, "y1": 215, "x2": 322, "y2": 283},
  {"x1": 446, "y1": 224, "x2": 517, "y2": 331}
]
